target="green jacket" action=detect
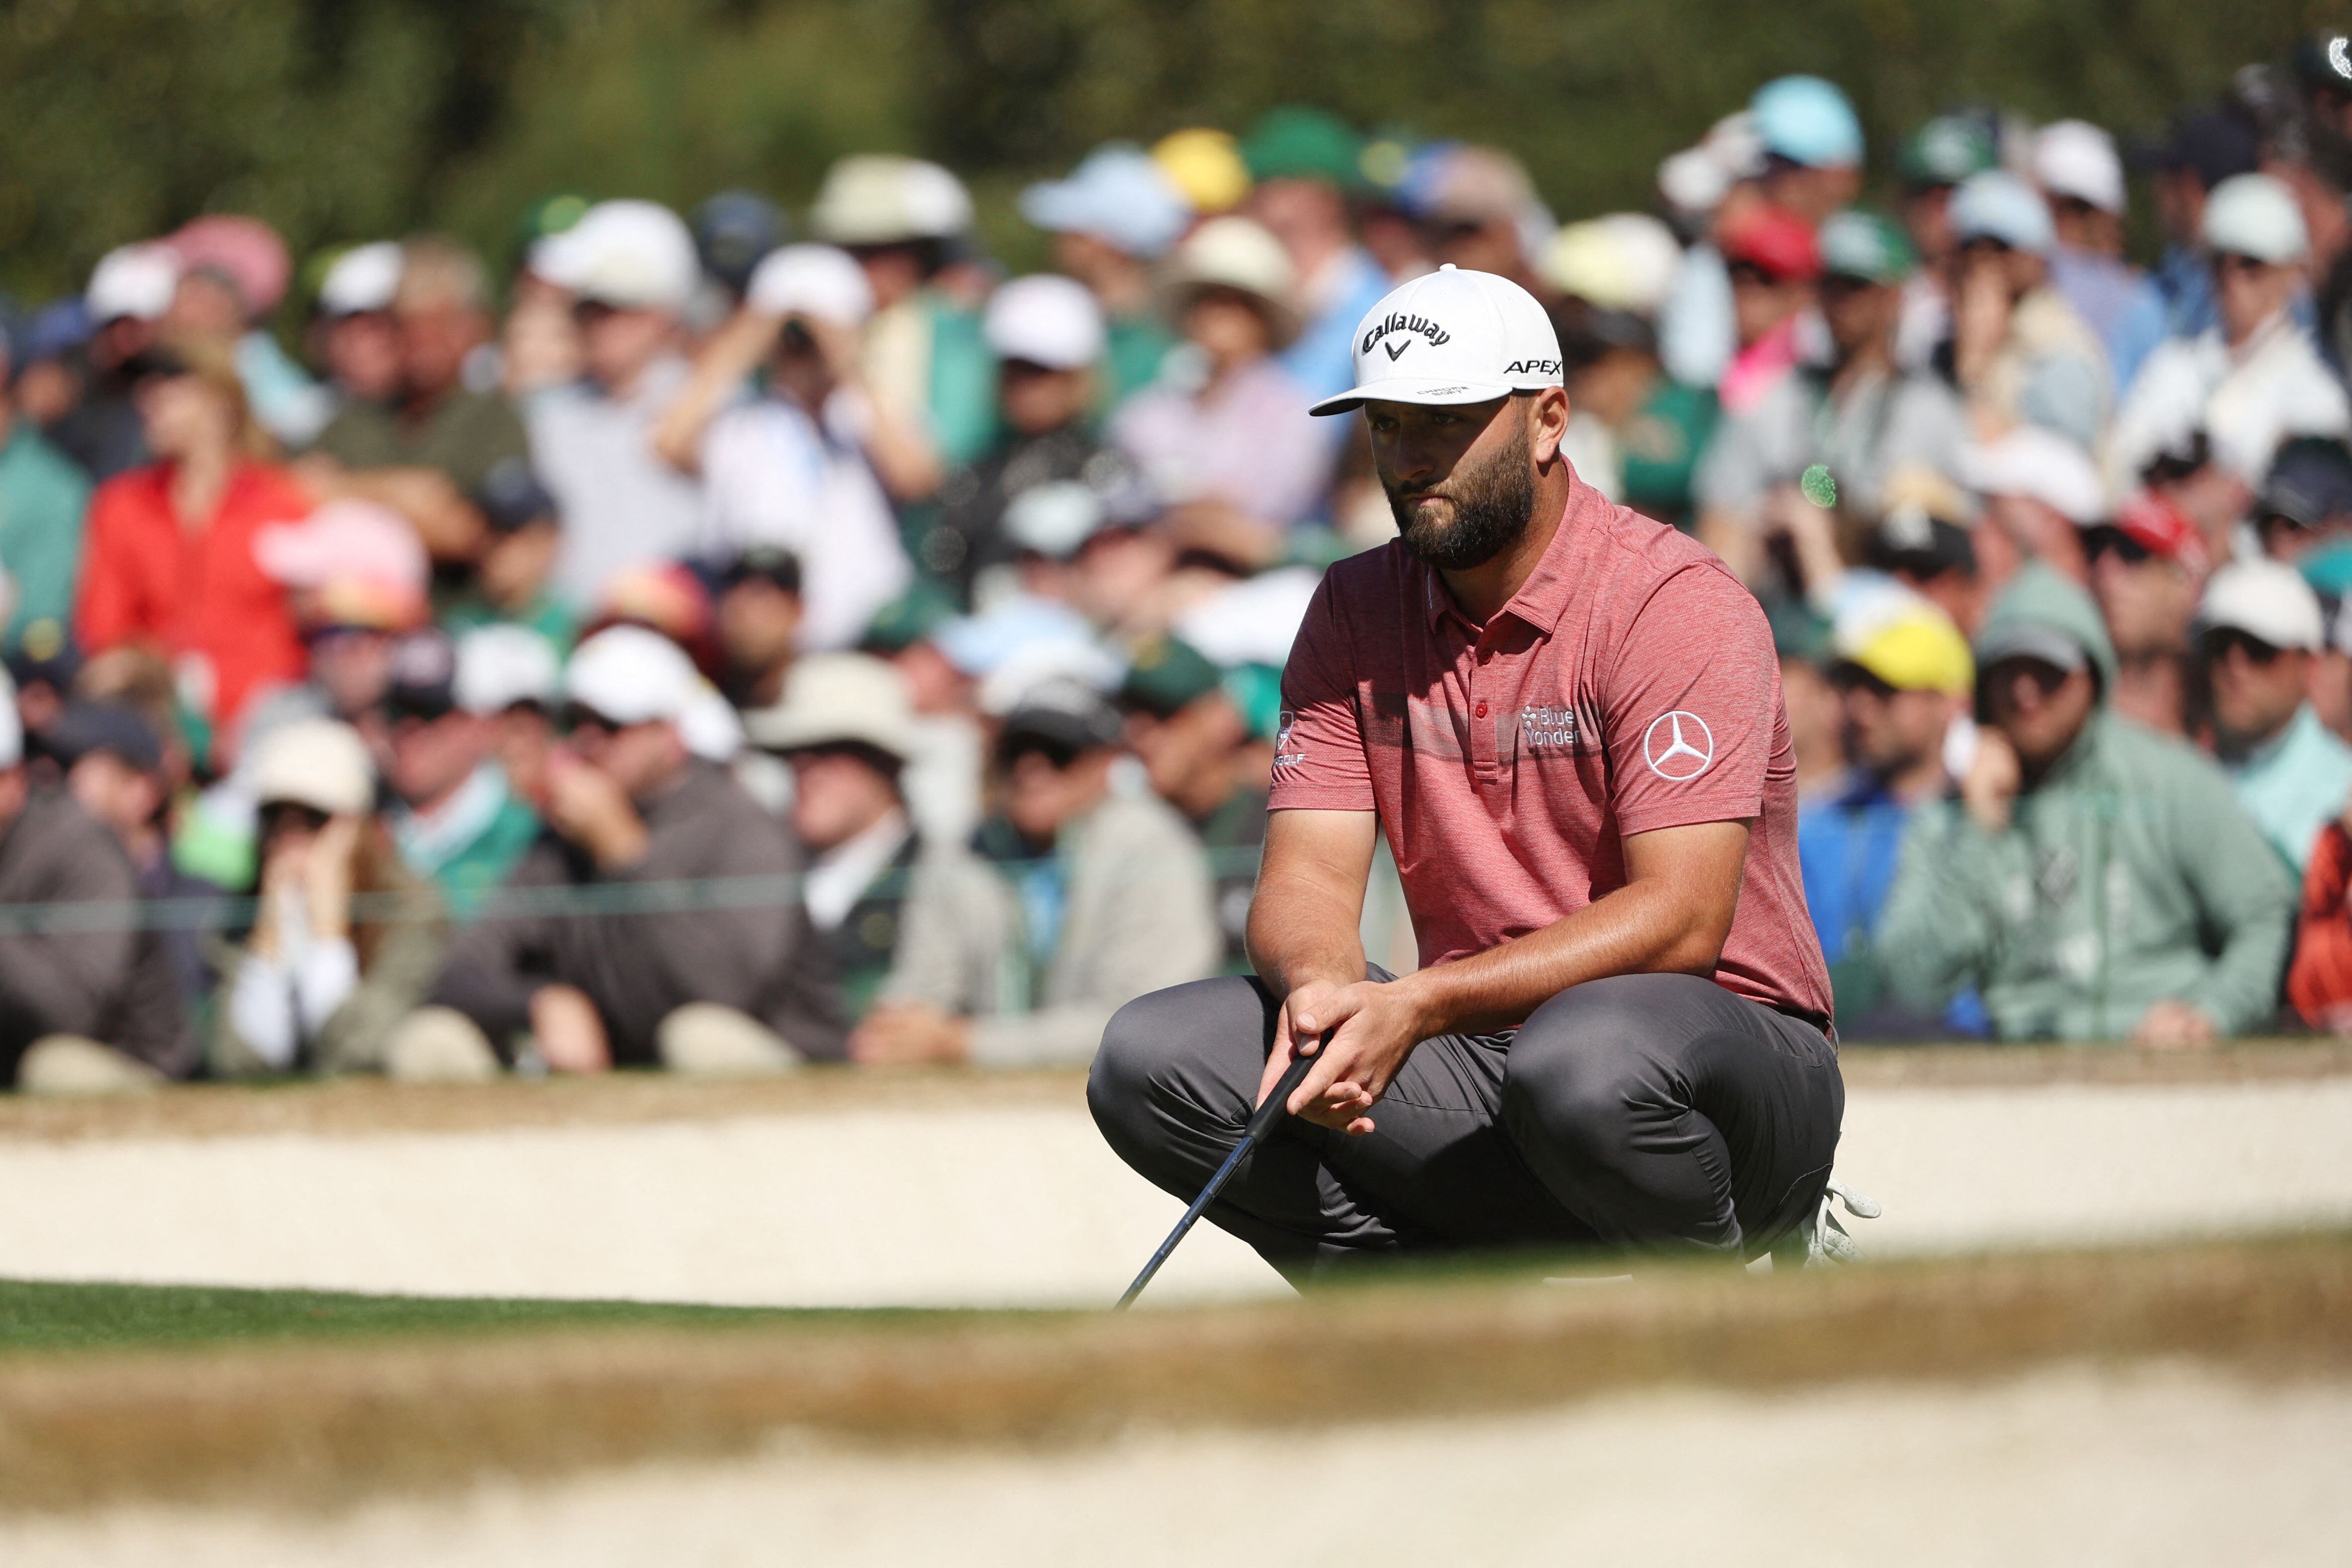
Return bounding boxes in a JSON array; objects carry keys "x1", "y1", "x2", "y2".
[{"x1": 1876, "y1": 567, "x2": 2294, "y2": 1040}]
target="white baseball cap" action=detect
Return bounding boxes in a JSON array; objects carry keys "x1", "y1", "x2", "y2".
[
  {"x1": 564, "y1": 624, "x2": 700, "y2": 725},
  {"x1": 531, "y1": 199, "x2": 699, "y2": 311},
  {"x1": 249, "y1": 718, "x2": 376, "y2": 817},
  {"x1": 2200, "y1": 559, "x2": 2325, "y2": 651},
  {"x1": 1309, "y1": 264, "x2": 1563, "y2": 417},
  {"x1": 1958, "y1": 426, "x2": 2107, "y2": 524},
  {"x1": 2202, "y1": 173, "x2": 2308, "y2": 265},
  {"x1": 2031, "y1": 120, "x2": 2127, "y2": 216},
  {"x1": 984, "y1": 274, "x2": 1105, "y2": 370},
  {"x1": 454, "y1": 625, "x2": 561, "y2": 715},
  {"x1": 745, "y1": 244, "x2": 873, "y2": 326},
  {"x1": 86, "y1": 243, "x2": 181, "y2": 323},
  {"x1": 317, "y1": 241, "x2": 405, "y2": 317}
]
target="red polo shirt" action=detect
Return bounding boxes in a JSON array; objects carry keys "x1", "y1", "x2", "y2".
[{"x1": 1270, "y1": 476, "x2": 1832, "y2": 1025}]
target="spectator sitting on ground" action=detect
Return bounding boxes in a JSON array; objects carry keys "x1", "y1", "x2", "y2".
[
  {"x1": 307, "y1": 242, "x2": 405, "y2": 412},
  {"x1": 1111, "y1": 216, "x2": 1329, "y2": 568},
  {"x1": 2111, "y1": 175, "x2": 2352, "y2": 493},
  {"x1": 211, "y1": 718, "x2": 444, "y2": 1078},
  {"x1": 2085, "y1": 490, "x2": 2210, "y2": 736},
  {"x1": 1799, "y1": 601, "x2": 1977, "y2": 1036},
  {"x1": 0, "y1": 671, "x2": 196, "y2": 1092},
  {"x1": 524, "y1": 200, "x2": 708, "y2": 608},
  {"x1": 382, "y1": 630, "x2": 543, "y2": 916},
  {"x1": 1018, "y1": 143, "x2": 1190, "y2": 408},
  {"x1": 72, "y1": 335, "x2": 313, "y2": 746},
  {"x1": 50, "y1": 243, "x2": 177, "y2": 482},
  {"x1": 1116, "y1": 635, "x2": 1273, "y2": 975},
  {"x1": 1698, "y1": 209, "x2": 1965, "y2": 589},
  {"x1": 418, "y1": 626, "x2": 846, "y2": 1078},
  {"x1": 851, "y1": 678, "x2": 1217, "y2": 1067},
  {"x1": 653, "y1": 243, "x2": 917, "y2": 649},
  {"x1": 1876, "y1": 565, "x2": 2294, "y2": 1044},
  {"x1": 0, "y1": 324, "x2": 93, "y2": 652},
  {"x1": 747, "y1": 653, "x2": 1006, "y2": 1020},
  {"x1": 1239, "y1": 106, "x2": 1394, "y2": 403},
  {"x1": 2196, "y1": 561, "x2": 2352, "y2": 875},
  {"x1": 1937, "y1": 172, "x2": 2111, "y2": 451},
  {"x1": 2029, "y1": 119, "x2": 2169, "y2": 394},
  {"x1": 300, "y1": 237, "x2": 529, "y2": 562}
]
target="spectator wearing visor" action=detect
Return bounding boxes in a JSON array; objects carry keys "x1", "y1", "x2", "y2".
[
  {"x1": 302, "y1": 237, "x2": 530, "y2": 563},
  {"x1": 1698, "y1": 210, "x2": 1966, "y2": 591},
  {"x1": 1800, "y1": 600, "x2": 1979, "y2": 1036},
  {"x1": 382, "y1": 630, "x2": 544, "y2": 916},
  {"x1": 654, "y1": 243, "x2": 917, "y2": 651},
  {"x1": 308, "y1": 241, "x2": 405, "y2": 411},
  {"x1": 2196, "y1": 561, "x2": 2352, "y2": 875},
  {"x1": 424, "y1": 625, "x2": 846, "y2": 1078},
  {"x1": 1239, "y1": 107, "x2": 1395, "y2": 405},
  {"x1": 2112, "y1": 176, "x2": 2352, "y2": 495},
  {"x1": 2029, "y1": 120, "x2": 2169, "y2": 394},
  {"x1": 1936, "y1": 171, "x2": 2112, "y2": 451},
  {"x1": 2085, "y1": 489, "x2": 2211, "y2": 737},
  {"x1": 1019, "y1": 143, "x2": 1191, "y2": 408},
  {"x1": 0, "y1": 317, "x2": 92, "y2": 652},
  {"x1": 854, "y1": 678, "x2": 1217, "y2": 1068},
  {"x1": 525, "y1": 200, "x2": 708, "y2": 608},
  {"x1": 931, "y1": 275, "x2": 1134, "y2": 601},
  {"x1": 438, "y1": 457, "x2": 575, "y2": 649},
  {"x1": 1877, "y1": 565, "x2": 2293, "y2": 1044},
  {"x1": 211, "y1": 718, "x2": 444, "y2": 1078}
]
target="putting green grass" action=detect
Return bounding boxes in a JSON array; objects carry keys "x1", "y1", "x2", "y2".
[{"x1": 0, "y1": 1278, "x2": 879, "y2": 1354}]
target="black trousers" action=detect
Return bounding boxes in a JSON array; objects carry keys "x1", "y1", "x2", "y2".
[{"x1": 1088, "y1": 970, "x2": 1844, "y2": 1279}]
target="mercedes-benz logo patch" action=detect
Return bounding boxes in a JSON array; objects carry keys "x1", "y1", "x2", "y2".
[{"x1": 1642, "y1": 710, "x2": 1715, "y2": 781}]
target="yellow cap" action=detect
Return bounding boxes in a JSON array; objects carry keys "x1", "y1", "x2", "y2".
[
  {"x1": 1152, "y1": 128, "x2": 1251, "y2": 214},
  {"x1": 1842, "y1": 605, "x2": 1974, "y2": 695}
]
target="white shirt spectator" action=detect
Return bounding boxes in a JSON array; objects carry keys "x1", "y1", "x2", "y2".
[
  {"x1": 2108, "y1": 312, "x2": 2352, "y2": 494},
  {"x1": 528, "y1": 355, "x2": 707, "y2": 607},
  {"x1": 698, "y1": 390, "x2": 914, "y2": 651}
]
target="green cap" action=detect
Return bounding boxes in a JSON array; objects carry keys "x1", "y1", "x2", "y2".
[
  {"x1": 1818, "y1": 208, "x2": 1916, "y2": 283},
  {"x1": 1898, "y1": 115, "x2": 1998, "y2": 189},
  {"x1": 1221, "y1": 663, "x2": 1285, "y2": 743},
  {"x1": 1119, "y1": 635, "x2": 1225, "y2": 717},
  {"x1": 1240, "y1": 106, "x2": 1366, "y2": 190},
  {"x1": 858, "y1": 580, "x2": 960, "y2": 654}
]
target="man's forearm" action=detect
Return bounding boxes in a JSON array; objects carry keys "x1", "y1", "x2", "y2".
[{"x1": 1245, "y1": 868, "x2": 1366, "y2": 999}]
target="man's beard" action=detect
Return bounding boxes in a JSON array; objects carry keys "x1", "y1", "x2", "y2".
[{"x1": 1386, "y1": 424, "x2": 1536, "y2": 571}]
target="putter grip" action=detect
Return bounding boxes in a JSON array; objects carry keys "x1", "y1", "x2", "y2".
[{"x1": 1245, "y1": 1046, "x2": 1324, "y2": 1142}]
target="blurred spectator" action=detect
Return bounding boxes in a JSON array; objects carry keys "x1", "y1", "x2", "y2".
[
  {"x1": 1959, "y1": 423, "x2": 2107, "y2": 587},
  {"x1": 1698, "y1": 210, "x2": 1964, "y2": 588},
  {"x1": 51, "y1": 700, "x2": 216, "y2": 1010},
  {"x1": 454, "y1": 623, "x2": 561, "y2": 808},
  {"x1": 1939, "y1": 171, "x2": 2111, "y2": 450},
  {"x1": 240, "y1": 497, "x2": 431, "y2": 753},
  {"x1": 525, "y1": 200, "x2": 707, "y2": 607},
  {"x1": 2029, "y1": 120, "x2": 2168, "y2": 392},
  {"x1": 163, "y1": 215, "x2": 332, "y2": 448},
  {"x1": 2253, "y1": 436, "x2": 2352, "y2": 564},
  {"x1": 1656, "y1": 113, "x2": 1766, "y2": 389},
  {"x1": 1866, "y1": 470, "x2": 1989, "y2": 634},
  {"x1": 2197, "y1": 561, "x2": 2352, "y2": 873},
  {"x1": 2086, "y1": 490, "x2": 2210, "y2": 735},
  {"x1": 211, "y1": 719, "x2": 444, "y2": 1077},
  {"x1": 932, "y1": 274, "x2": 1129, "y2": 600},
  {"x1": 1892, "y1": 112, "x2": 2002, "y2": 369},
  {"x1": 691, "y1": 190, "x2": 787, "y2": 302},
  {"x1": 656, "y1": 243, "x2": 916, "y2": 646},
  {"x1": 500, "y1": 196, "x2": 589, "y2": 400},
  {"x1": 712, "y1": 545, "x2": 804, "y2": 711},
  {"x1": 1152, "y1": 128, "x2": 1252, "y2": 216},
  {"x1": 2140, "y1": 107, "x2": 2264, "y2": 339},
  {"x1": 1239, "y1": 107, "x2": 1393, "y2": 403},
  {"x1": 0, "y1": 669, "x2": 195, "y2": 1092},
  {"x1": 1751, "y1": 75, "x2": 1865, "y2": 225},
  {"x1": 1801, "y1": 600, "x2": 1976, "y2": 1033},
  {"x1": 1111, "y1": 217, "x2": 1327, "y2": 565},
  {"x1": 1020, "y1": 144, "x2": 1191, "y2": 407},
  {"x1": 1118, "y1": 635, "x2": 1271, "y2": 974},
  {"x1": 1878, "y1": 566, "x2": 2293, "y2": 1042},
  {"x1": 302, "y1": 237, "x2": 528, "y2": 560},
  {"x1": 809, "y1": 155, "x2": 998, "y2": 471},
  {"x1": 383, "y1": 630, "x2": 543, "y2": 916},
  {"x1": 52, "y1": 243, "x2": 177, "y2": 481},
  {"x1": 73, "y1": 337, "x2": 312, "y2": 745},
  {"x1": 1714, "y1": 204, "x2": 1819, "y2": 415},
  {"x1": 439, "y1": 458, "x2": 574, "y2": 648},
  {"x1": 747, "y1": 653, "x2": 1004, "y2": 1019},
  {"x1": 2111, "y1": 175, "x2": 2351, "y2": 493},
  {"x1": 853, "y1": 678, "x2": 1216, "y2": 1066},
  {"x1": 1412, "y1": 145, "x2": 1548, "y2": 287},
  {"x1": 309, "y1": 242, "x2": 405, "y2": 409},
  {"x1": 0, "y1": 331, "x2": 92, "y2": 651},
  {"x1": 427, "y1": 626, "x2": 846, "y2": 1075}
]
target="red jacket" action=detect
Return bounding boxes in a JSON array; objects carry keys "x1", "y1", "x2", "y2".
[{"x1": 74, "y1": 461, "x2": 313, "y2": 734}]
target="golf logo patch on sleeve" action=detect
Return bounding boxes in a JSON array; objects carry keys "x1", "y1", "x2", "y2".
[
  {"x1": 1642, "y1": 710, "x2": 1714, "y2": 781},
  {"x1": 1274, "y1": 710, "x2": 1305, "y2": 770}
]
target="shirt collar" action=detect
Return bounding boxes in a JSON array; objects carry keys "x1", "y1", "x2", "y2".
[{"x1": 1419, "y1": 475, "x2": 1607, "y2": 637}]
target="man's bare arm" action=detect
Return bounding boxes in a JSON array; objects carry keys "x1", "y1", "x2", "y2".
[{"x1": 1244, "y1": 808, "x2": 1378, "y2": 1000}]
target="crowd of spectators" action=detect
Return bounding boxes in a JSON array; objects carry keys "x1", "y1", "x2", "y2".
[{"x1": 16, "y1": 43, "x2": 2352, "y2": 1089}]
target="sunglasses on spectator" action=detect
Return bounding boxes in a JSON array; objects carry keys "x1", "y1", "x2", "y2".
[
  {"x1": 1984, "y1": 657, "x2": 2071, "y2": 697},
  {"x1": 1725, "y1": 260, "x2": 1792, "y2": 289},
  {"x1": 570, "y1": 298, "x2": 621, "y2": 325},
  {"x1": 2202, "y1": 627, "x2": 2285, "y2": 664},
  {"x1": 2081, "y1": 524, "x2": 2153, "y2": 566},
  {"x1": 558, "y1": 702, "x2": 623, "y2": 737},
  {"x1": 258, "y1": 801, "x2": 333, "y2": 838}
]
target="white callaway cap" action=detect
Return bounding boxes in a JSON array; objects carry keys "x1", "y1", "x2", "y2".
[{"x1": 1309, "y1": 264, "x2": 1563, "y2": 417}]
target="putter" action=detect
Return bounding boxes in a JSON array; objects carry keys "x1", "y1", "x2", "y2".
[{"x1": 1115, "y1": 1045, "x2": 1324, "y2": 1310}]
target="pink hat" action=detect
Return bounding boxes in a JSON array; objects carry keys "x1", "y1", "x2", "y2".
[
  {"x1": 167, "y1": 216, "x2": 293, "y2": 319},
  {"x1": 255, "y1": 499, "x2": 429, "y2": 597}
]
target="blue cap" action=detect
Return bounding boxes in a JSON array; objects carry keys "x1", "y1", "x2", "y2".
[
  {"x1": 1751, "y1": 76, "x2": 1864, "y2": 169},
  {"x1": 1019, "y1": 143, "x2": 1192, "y2": 261},
  {"x1": 1949, "y1": 170, "x2": 2055, "y2": 255},
  {"x1": 934, "y1": 595, "x2": 1097, "y2": 677}
]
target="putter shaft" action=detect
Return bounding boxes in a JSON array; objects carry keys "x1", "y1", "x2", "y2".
[{"x1": 1115, "y1": 1047, "x2": 1322, "y2": 1310}]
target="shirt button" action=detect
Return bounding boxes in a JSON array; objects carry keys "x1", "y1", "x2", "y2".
[{"x1": 1474, "y1": 701, "x2": 1489, "y2": 718}]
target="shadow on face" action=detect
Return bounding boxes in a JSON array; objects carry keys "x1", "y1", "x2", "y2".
[{"x1": 1983, "y1": 657, "x2": 2096, "y2": 767}]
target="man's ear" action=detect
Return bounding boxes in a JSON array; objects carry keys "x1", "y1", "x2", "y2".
[{"x1": 1528, "y1": 386, "x2": 1573, "y2": 469}]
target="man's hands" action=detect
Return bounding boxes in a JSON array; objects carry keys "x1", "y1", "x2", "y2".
[
  {"x1": 1961, "y1": 728, "x2": 2023, "y2": 834},
  {"x1": 850, "y1": 1001, "x2": 973, "y2": 1065},
  {"x1": 542, "y1": 752, "x2": 650, "y2": 870},
  {"x1": 530, "y1": 983, "x2": 610, "y2": 1073},
  {"x1": 2134, "y1": 997, "x2": 2219, "y2": 1050},
  {"x1": 1258, "y1": 973, "x2": 1432, "y2": 1135}
]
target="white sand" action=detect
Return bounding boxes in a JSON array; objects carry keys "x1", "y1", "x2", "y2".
[{"x1": 5, "y1": 1363, "x2": 2343, "y2": 1566}]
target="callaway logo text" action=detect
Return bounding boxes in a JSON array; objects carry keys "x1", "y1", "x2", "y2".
[{"x1": 1360, "y1": 311, "x2": 1453, "y2": 362}]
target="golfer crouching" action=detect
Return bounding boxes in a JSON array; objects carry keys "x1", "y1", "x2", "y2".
[{"x1": 1090, "y1": 267, "x2": 1842, "y2": 1278}]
